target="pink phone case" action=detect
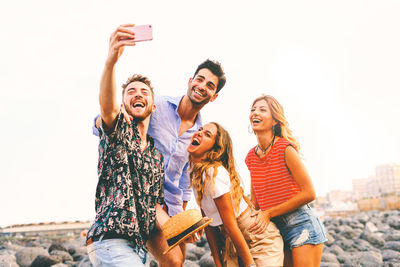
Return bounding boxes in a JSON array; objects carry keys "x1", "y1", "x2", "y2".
[{"x1": 122, "y1": 24, "x2": 153, "y2": 42}]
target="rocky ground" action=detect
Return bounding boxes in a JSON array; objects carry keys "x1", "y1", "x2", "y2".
[{"x1": 1, "y1": 210, "x2": 399, "y2": 267}]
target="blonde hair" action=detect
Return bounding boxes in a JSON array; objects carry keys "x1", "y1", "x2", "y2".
[
  {"x1": 252, "y1": 95, "x2": 300, "y2": 151},
  {"x1": 189, "y1": 123, "x2": 244, "y2": 214}
]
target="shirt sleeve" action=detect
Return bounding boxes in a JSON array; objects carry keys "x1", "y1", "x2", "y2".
[
  {"x1": 209, "y1": 167, "x2": 231, "y2": 199},
  {"x1": 92, "y1": 114, "x2": 100, "y2": 137},
  {"x1": 100, "y1": 110, "x2": 136, "y2": 143},
  {"x1": 245, "y1": 151, "x2": 251, "y2": 169},
  {"x1": 180, "y1": 163, "x2": 193, "y2": 202}
]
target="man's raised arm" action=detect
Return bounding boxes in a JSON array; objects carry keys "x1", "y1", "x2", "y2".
[{"x1": 99, "y1": 24, "x2": 136, "y2": 129}]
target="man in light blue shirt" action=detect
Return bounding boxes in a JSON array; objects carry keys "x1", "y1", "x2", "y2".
[
  {"x1": 147, "y1": 95, "x2": 201, "y2": 217},
  {"x1": 95, "y1": 57, "x2": 226, "y2": 266}
]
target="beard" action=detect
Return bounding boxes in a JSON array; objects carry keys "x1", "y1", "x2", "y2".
[
  {"x1": 187, "y1": 85, "x2": 212, "y2": 106},
  {"x1": 123, "y1": 102, "x2": 153, "y2": 122}
]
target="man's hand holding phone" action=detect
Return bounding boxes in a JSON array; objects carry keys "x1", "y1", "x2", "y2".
[{"x1": 106, "y1": 24, "x2": 153, "y2": 66}]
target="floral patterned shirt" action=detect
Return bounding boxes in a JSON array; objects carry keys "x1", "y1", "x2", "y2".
[{"x1": 87, "y1": 111, "x2": 164, "y2": 252}]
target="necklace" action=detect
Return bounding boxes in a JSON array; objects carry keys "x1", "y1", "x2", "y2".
[{"x1": 256, "y1": 135, "x2": 276, "y2": 155}]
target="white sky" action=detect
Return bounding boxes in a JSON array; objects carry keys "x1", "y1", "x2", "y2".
[{"x1": 1, "y1": 0, "x2": 399, "y2": 227}]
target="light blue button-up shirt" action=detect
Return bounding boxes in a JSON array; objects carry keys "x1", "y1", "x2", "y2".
[
  {"x1": 93, "y1": 95, "x2": 202, "y2": 217},
  {"x1": 148, "y1": 95, "x2": 202, "y2": 216}
]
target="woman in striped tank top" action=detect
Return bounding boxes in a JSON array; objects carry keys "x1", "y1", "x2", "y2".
[{"x1": 246, "y1": 95, "x2": 327, "y2": 267}]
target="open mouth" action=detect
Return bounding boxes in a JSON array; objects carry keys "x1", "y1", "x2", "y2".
[
  {"x1": 193, "y1": 89, "x2": 204, "y2": 97},
  {"x1": 132, "y1": 101, "x2": 145, "y2": 108},
  {"x1": 191, "y1": 138, "x2": 200, "y2": 146},
  {"x1": 252, "y1": 119, "x2": 261, "y2": 124}
]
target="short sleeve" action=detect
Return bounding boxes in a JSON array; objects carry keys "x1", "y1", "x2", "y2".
[{"x1": 206, "y1": 167, "x2": 231, "y2": 199}]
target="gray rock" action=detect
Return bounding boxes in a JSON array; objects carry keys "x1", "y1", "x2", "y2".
[
  {"x1": 0, "y1": 254, "x2": 18, "y2": 267},
  {"x1": 330, "y1": 226, "x2": 341, "y2": 234},
  {"x1": 382, "y1": 249, "x2": 400, "y2": 262},
  {"x1": 335, "y1": 238, "x2": 354, "y2": 250},
  {"x1": 30, "y1": 254, "x2": 62, "y2": 267},
  {"x1": 336, "y1": 253, "x2": 351, "y2": 264},
  {"x1": 1, "y1": 242, "x2": 24, "y2": 253},
  {"x1": 352, "y1": 238, "x2": 380, "y2": 252},
  {"x1": 342, "y1": 251, "x2": 383, "y2": 267},
  {"x1": 195, "y1": 237, "x2": 208, "y2": 247},
  {"x1": 341, "y1": 227, "x2": 362, "y2": 239},
  {"x1": 388, "y1": 216, "x2": 400, "y2": 230},
  {"x1": 365, "y1": 221, "x2": 379, "y2": 233},
  {"x1": 361, "y1": 231, "x2": 386, "y2": 248},
  {"x1": 183, "y1": 259, "x2": 200, "y2": 267},
  {"x1": 15, "y1": 247, "x2": 50, "y2": 267},
  {"x1": 185, "y1": 252, "x2": 198, "y2": 261},
  {"x1": 63, "y1": 261, "x2": 76, "y2": 267},
  {"x1": 320, "y1": 263, "x2": 340, "y2": 267},
  {"x1": 186, "y1": 243, "x2": 206, "y2": 259},
  {"x1": 325, "y1": 232, "x2": 335, "y2": 246},
  {"x1": 384, "y1": 241, "x2": 400, "y2": 252},
  {"x1": 349, "y1": 221, "x2": 364, "y2": 230},
  {"x1": 0, "y1": 249, "x2": 15, "y2": 256},
  {"x1": 50, "y1": 250, "x2": 74, "y2": 262},
  {"x1": 73, "y1": 253, "x2": 85, "y2": 262},
  {"x1": 48, "y1": 244, "x2": 68, "y2": 253},
  {"x1": 321, "y1": 252, "x2": 339, "y2": 264},
  {"x1": 326, "y1": 245, "x2": 344, "y2": 256},
  {"x1": 383, "y1": 263, "x2": 400, "y2": 267},
  {"x1": 77, "y1": 255, "x2": 93, "y2": 267},
  {"x1": 383, "y1": 230, "x2": 400, "y2": 242},
  {"x1": 355, "y1": 213, "x2": 369, "y2": 224},
  {"x1": 199, "y1": 253, "x2": 214, "y2": 267}
]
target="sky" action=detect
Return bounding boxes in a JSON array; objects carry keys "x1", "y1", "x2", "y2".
[{"x1": 1, "y1": 0, "x2": 399, "y2": 227}]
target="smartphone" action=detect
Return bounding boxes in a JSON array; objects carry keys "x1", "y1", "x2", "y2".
[{"x1": 122, "y1": 24, "x2": 153, "y2": 42}]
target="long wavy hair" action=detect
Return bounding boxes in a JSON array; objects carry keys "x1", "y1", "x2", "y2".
[
  {"x1": 189, "y1": 122, "x2": 244, "y2": 214},
  {"x1": 252, "y1": 95, "x2": 300, "y2": 151}
]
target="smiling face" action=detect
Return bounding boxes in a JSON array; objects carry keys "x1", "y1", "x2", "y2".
[
  {"x1": 187, "y1": 123, "x2": 218, "y2": 162},
  {"x1": 187, "y1": 68, "x2": 219, "y2": 106},
  {"x1": 249, "y1": 99, "x2": 277, "y2": 133},
  {"x1": 123, "y1": 81, "x2": 155, "y2": 121}
]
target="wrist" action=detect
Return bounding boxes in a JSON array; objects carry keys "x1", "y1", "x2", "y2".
[{"x1": 262, "y1": 210, "x2": 271, "y2": 220}]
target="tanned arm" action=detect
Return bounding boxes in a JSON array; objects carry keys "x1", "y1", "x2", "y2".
[
  {"x1": 250, "y1": 145, "x2": 316, "y2": 234},
  {"x1": 99, "y1": 24, "x2": 136, "y2": 129}
]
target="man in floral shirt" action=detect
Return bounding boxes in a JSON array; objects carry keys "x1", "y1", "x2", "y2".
[{"x1": 86, "y1": 25, "x2": 164, "y2": 266}]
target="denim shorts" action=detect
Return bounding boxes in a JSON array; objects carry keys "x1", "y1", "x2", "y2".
[
  {"x1": 87, "y1": 238, "x2": 146, "y2": 266},
  {"x1": 272, "y1": 204, "x2": 327, "y2": 249}
]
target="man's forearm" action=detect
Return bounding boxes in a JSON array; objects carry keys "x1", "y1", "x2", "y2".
[{"x1": 99, "y1": 63, "x2": 119, "y2": 128}]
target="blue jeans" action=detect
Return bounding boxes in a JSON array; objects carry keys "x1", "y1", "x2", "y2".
[
  {"x1": 87, "y1": 238, "x2": 146, "y2": 266},
  {"x1": 272, "y1": 204, "x2": 327, "y2": 249}
]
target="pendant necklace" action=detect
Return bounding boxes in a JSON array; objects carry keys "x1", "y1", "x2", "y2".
[{"x1": 256, "y1": 135, "x2": 276, "y2": 155}]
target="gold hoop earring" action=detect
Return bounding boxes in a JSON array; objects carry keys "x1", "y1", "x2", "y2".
[{"x1": 248, "y1": 124, "x2": 253, "y2": 134}]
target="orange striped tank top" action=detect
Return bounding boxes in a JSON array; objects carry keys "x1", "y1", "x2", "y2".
[{"x1": 245, "y1": 138, "x2": 300, "y2": 211}]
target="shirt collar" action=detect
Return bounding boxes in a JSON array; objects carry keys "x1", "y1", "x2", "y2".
[{"x1": 167, "y1": 96, "x2": 203, "y2": 128}]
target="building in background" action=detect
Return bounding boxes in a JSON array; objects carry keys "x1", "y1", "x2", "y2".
[
  {"x1": 376, "y1": 164, "x2": 400, "y2": 196},
  {"x1": 352, "y1": 176, "x2": 380, "y2": 199},
  {"x1": 352, "y1": 163, "x2": 400, "y2": 211}
]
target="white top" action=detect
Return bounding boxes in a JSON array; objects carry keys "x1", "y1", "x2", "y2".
[{"x1": 193, "y1": 166, "x2": 248, "y2": 226}]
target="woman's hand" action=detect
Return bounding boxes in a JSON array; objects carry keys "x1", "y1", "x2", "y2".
[
  {"x1": 121, "y1": 104, "x2": 133, "y2": 124},
  {"x1": 248, "y1": 209, "x2": 271, "y2": 234}
]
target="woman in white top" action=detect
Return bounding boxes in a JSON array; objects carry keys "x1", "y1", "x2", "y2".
[{"x1": 187, "y1": 122, "x2": 284, "y2": 267}]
